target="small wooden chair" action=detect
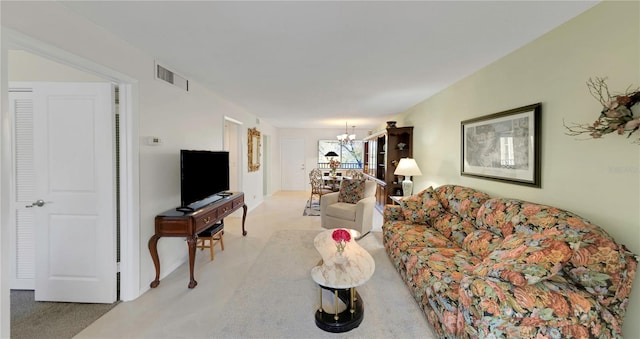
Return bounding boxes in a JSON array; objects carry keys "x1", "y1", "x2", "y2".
[{"x1": 196, "y1": 222, "x2": 224, "y2": 260}]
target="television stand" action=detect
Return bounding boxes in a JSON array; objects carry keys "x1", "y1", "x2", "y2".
[{"x1": 148, "y1": 191, "x2": 247, "y2": 289}]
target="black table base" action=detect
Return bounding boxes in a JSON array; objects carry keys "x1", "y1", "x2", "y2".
[{"x1": 314, "y1": 286, "x2": 364, "y2": 333}]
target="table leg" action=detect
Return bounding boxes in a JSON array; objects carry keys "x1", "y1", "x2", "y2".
[
  {"x1": 187, "y1": 235, "x2": 198, "y2": 288},
  {"x1": 241, "y1": 204, "x2": 248, "y2": 236},
  {"x1": 318, "y1": 286, "x2": 323, "y2": 312},
  {"x1": 148, "y1": 234, "x2": 161, "y2": 288},
  {"x1": 350, "y1": 288, "x2": 355, "y2": 314},
  {"x1": 334, "y1": 290, "x2": 339, "y2": 320}
]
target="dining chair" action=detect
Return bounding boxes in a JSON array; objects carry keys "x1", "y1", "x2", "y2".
[
  {"x1": 309, "y1": 169, "x2": 333, "y2": 208},
  {"x1": 345, "y1": 169, "x2": 365, "y2": 179}
]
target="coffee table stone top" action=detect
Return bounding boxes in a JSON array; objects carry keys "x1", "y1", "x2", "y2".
[{"x1": 311, "y1": 229, "x2": 375, "y2": 289}]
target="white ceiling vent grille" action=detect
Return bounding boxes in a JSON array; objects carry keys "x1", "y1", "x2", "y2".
[{"x1": 155, "y1": 63, "x2": 189, "y2": 91}]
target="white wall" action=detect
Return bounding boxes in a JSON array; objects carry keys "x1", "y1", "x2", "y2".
[
  {"x1": 0, "y1": 1, "x2": 277, "y2": 316},
  {"x1": 277, "y1": 127, "x2": 371, "y2": 186},
  {"x1": 393, "y1": 2, "x2": 640, "y2": 334},
  {"x1": 9, "y1": 50, "x2": 106, "y2": 82}
]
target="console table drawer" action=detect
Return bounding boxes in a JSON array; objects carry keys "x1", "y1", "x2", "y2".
[
  {"x1": 155, "y1": 218, "x2": 192, "y2": 236},
  {"x1": 195, "y1": 209, "x2": 218, "y2": 230},
  {"x1": 218, "y1": 201, "x2": 233, "y2": 218},
  {"x1": 232, "y1": 195, "x2": 244, "y2": 208}
]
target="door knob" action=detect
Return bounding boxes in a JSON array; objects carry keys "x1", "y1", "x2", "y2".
[{"x1": 26, "y1": 199, "x2": 45, "y2": 208}]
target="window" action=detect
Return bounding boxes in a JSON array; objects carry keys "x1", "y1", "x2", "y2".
[
  {"x1": 317, "y1": 140, "x2": 363, "y2": 169},
  {"x1": 499, "y1": 137, "x2": 515, "y2": 168}
]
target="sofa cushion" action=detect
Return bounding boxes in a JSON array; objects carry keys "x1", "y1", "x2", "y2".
[
  {"x1": 383, "y1": 222, "x2": 457, "y2": 254},
  {"x1": 400, "y1": 186, "x2": 444, "y2": 224},
  {"x1": 435, "y1": 185, "x2": 490, "y2": 221},
  {"x1": 337, "y1": 178, "x2": 366, "y2": 203},
  {"x1": 477, "y1": 198, "x2": 639, "y2": 318},
  {"x1": 431, "y1": 212, "x2": 478, "y2": 248},
  {"x1": 477, "y1": 198, "x2": 581, "y2": 237},
  {"x1": 382, "y1": 222, "x2": 459, "y2": 282},
  {"x1": 472, "y1": 232, "x2": 573, "y2": 287},
  {"x1": 461, "y1": 229, "x2": 503, "y2": 259}
]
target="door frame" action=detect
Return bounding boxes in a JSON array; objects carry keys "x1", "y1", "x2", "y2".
[
  {"x1": 262, "y1": 134, "x2": 270, "y2": 197},
  {"x1": 223, "y1": 116, "x2": 243, "y2": 191},
  {"x1": 1, "y1": 28, "x2": 141, "y2": 335}
]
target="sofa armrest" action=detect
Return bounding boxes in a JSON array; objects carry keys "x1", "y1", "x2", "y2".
[
  {"x1": 383, "y1": 204, "x2": 404, "y2": 222},
  {"x1": 458, "y1": 275, "x2": 615, "y2": 338}
]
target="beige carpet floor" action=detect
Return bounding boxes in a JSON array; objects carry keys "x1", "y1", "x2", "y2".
[
  {"x1": 74, "y1": 191, "x2": 433, "y2": 338},
  {"x1": 215, "y1": 229, "x2": 436, "y2": 338}
]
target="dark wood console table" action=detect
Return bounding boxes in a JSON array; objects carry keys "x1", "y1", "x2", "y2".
[{"x1": 148, "y1": 192, "x2": 247, "y2": 288}]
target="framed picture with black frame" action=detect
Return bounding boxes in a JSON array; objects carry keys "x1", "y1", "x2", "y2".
[{"x1": 461, "y1": 103, "x2": 541, "y2": 187}]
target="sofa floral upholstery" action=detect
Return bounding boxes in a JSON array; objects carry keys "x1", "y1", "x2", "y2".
[{"x1": 382, "y1": 185, "x2": 637, "y2": 338}]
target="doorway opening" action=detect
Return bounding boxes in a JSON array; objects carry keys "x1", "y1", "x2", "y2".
[
  {"x1": 7, "y1": 58, "x2": 122, "y2": 335},
  {"x1": 8, "y1": 50, "x2": 121, "y2": 297},
  {"x1": 2, "y1": 30, "x2": 139, "y2": 337},
  {"x1": 224, "y1": 116, "x2": 243, "y2": 191}
]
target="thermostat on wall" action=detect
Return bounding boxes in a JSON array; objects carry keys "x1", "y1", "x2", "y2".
[{"x1": 146, "y1": 136, "x2": 163, "y2": 146}]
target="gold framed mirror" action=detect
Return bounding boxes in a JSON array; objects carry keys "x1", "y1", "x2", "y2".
[{"x1": 248, "y1": 127, "x2": 261, "y2": 172}]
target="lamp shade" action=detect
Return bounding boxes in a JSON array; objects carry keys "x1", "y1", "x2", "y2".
[
  {"x1": 325, "y1": 151, "x2": 339, "y2": 157},
  {"x1": 337, "y1": 122, "x2": 356, "y2": 143},
  {"x1": 394, "y1": 158, "x2": 422, "y2": 176}
]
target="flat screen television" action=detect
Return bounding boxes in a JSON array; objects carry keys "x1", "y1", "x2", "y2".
[{"x1": 180, "y1": 150, "x2": 230, "y2": 211}]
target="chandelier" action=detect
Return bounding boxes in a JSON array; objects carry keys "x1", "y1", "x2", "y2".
[{"x1": 337, "y1": 122, "x2": 356, "y2": 144}]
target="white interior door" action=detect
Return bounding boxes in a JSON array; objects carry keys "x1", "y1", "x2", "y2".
[
  {"x1": 32, "y1": 82, "x2": 116, "y2": 303},
  {"x1": 280, "y1": 138, "x2": 306, "y2": 190}
]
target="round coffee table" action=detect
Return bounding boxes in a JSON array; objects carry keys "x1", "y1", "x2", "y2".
[{"x1": 310, "y1": 229, "x2": 375, "y2": 333}]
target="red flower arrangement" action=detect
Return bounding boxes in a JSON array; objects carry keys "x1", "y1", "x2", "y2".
[
  {"x1": 332, "y1": 229, "x2": 351, "y2": 253},
  {"x1": 329, "y1": 159, "x2": 341, "y2": 170}
]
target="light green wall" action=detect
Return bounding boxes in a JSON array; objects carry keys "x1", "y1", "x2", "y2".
[{"x1": 395, "y1": 1, "x2": 640, "y2": 334}]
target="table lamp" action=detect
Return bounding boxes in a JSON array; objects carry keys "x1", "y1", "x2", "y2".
[{"x1": 393, "y1": 158, "x2": 422, "y2": 196}]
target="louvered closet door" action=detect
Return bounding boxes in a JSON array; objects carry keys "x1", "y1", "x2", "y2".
[{"x1": 9, "y1": 90, "x2": 36, "y2": 289}]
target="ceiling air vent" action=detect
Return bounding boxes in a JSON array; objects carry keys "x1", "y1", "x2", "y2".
[{"x1": 155, "y1": 63, "x2": 189, "y2": 91}]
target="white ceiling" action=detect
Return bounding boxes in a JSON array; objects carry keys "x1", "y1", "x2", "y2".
[{"x1": 61, "y1": 1, "x2": 598, "y2": 129}]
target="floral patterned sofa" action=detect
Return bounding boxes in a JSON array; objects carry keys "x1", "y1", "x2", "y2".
[{"x1": 383, "y1": 185, "x2": 637, "y2": 338}]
